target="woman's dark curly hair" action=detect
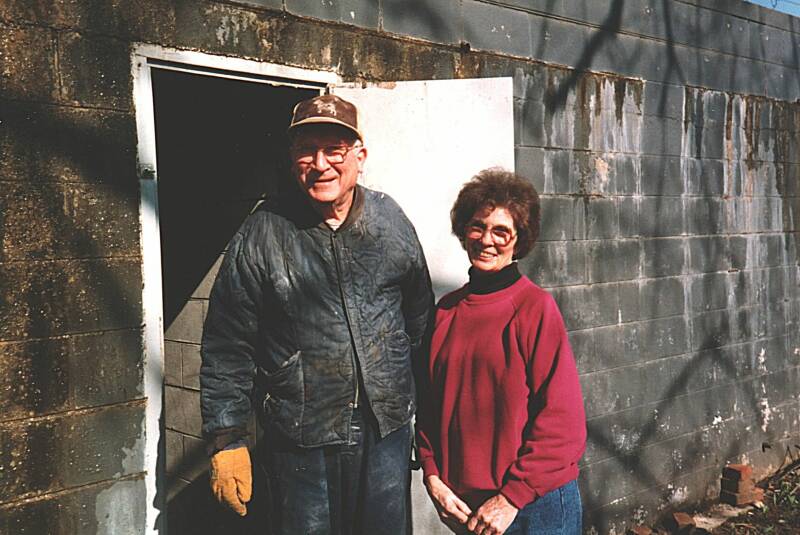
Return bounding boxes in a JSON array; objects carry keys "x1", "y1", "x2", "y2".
[{"x1": 451, "y1": 168, "x2": 541, "y2": 260}]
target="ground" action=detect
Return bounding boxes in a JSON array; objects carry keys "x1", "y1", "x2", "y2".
[{"x1": 713, "y1": 458, "x2": 800, "y2": 534}]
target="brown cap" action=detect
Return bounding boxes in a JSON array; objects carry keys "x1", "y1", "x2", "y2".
[{"x1": 288, "y1": 94, "x2": 362, "y2": 140}]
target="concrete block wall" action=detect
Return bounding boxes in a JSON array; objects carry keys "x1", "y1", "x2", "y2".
[
  {"x1": 1, "y1": 0, "x2": 798, "y2": 533},
  {"x1": 0, "y1": 2, "x2": 149, "y2": 533}
]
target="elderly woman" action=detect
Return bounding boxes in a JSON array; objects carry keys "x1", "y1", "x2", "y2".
[{"x1": 416, "y1": 168, "x2": 586, "y2": 535}]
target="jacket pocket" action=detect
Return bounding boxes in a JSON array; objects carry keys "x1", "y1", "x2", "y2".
[
  {"x1": 384, "y1": 330, "x2": 411, "y2": 356},
  {"x1": 256, "y1": 351, "x2": 304, "y2": 442}
]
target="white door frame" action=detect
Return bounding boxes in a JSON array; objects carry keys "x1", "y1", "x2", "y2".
[{"x1": 131, "y1": 44, "x2": 340, "y2": 534}]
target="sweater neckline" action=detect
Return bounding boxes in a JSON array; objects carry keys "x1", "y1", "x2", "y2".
[
  {"x1": 462, "y1": 274, "x2": 529, "y2": 305},
  {"x1": 468, "y1": 263, "x2": 521, "y2": 295}
]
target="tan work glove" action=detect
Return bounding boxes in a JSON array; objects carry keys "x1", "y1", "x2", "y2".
[{"x1": 210, "y1": 446, "x2": 252, "y2": 516}]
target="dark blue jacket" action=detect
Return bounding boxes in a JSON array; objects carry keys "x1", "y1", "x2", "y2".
[{"x1": 200, "y1": 185, "x2": 434, "y2": 449}]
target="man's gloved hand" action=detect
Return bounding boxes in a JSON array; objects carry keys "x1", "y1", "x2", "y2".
[{"x1": 210, "y1": 446, "x2": 252, "y2": 516}]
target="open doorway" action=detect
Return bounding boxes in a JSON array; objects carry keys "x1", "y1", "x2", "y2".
[{"x1": 150, "y1": 66, "x2": 317, "y2": 533}]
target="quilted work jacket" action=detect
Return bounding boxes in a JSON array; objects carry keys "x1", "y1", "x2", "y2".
[{"x1": 200, "y1": 185, "x2": 434, "y2": 449}]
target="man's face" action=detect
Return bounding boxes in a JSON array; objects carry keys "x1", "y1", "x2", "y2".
[{"x1": 289, "y1": 125, "x2": 366, "y2": 205}]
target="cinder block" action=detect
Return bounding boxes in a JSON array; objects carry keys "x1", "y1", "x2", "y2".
[
  {"x1": 519, "y1": 98, "x2": 546, "y2": 147},
  {"x1": 463, "y1": 1, "x2": 532, "y2": 58},
  {"x1": 182, "y1": 343, "x2": 202, "y2": 390},
  {"x1": 640, "y1": 277, "x2": 685, "y2": 320},
  {"x1": 514, "y1": 63, "x2": 548, "y2": 102},
  {"x1": 638, "y1": 316, "x2": 688, "y2": 360},
  {"x1": 1, "y1": 0, "x2": 176, "y2": 41},
  {"x1": 165, "y1": 299, "x2": 205, "y2": 344},
  {"x1": 690, "y1": 272, "x2": 728, "y2": 312},
  {"x1": 641, "y1": 116, "x2": 682, "y2": 156},
  {"x1": 0, "y1": 25, "x2": 58, "y2": 103},
  {"x1": 639, "y1": 197, "x2": 684, "y2": 237},
  {"x1": 180, "y1": 434, "x2": 210, "y2": 482},
  {"x1": 552, "y1": 283, "x2": 620, "y2": 331},
  {"x1": 686, "y1": 197, "x2": 727, "y2": 234},
  {"x1": 57, "y1": 32, "x2": 132, "y2": 110},
  {"x1": 687, "y1": 236, "x2": 729, "y2": 274},
  {"x1": 166, "y1": 428, "x2": 183, "y2": 475},
  {"x1": 70, "y1": 329, "x2": 144, "y2": 408},
  {"x1": 643, "y1": 81, "x2": 684, "y2": 120},
  {"x1": 0, "y1": 402, "x2": 145, "y2": 502},
  {"x1": 382, "y1": 0, "x2": 461, "y2": 44},
  {"x1": 543, "y1": 149, "x2": 574, "y2": 194},
  {"x1": 684, "y1": 158, "x2": 725, "y2": 196},
  {"x1": 640, "y1": 156, "x2": 682, "y2": 196},
  {"x1": 165, "y1": 385, "x2": 203, "y2": 437},
  {"x1": 522, "y1": 241, "x2": 586, "y2": 287},
  {"x1": 613, "y1": 155, "x2": 640, "y2": 195},
  {"x1": 515, "y1": 146, "x2": 546, "y2": 192},
  {"x1": 0, "y1": 259, "x2": 143, "y2": 340},
  {"x1": 530, "y1": 15, "x2": 591, "y2": 67},
  {"x1": 539, "y1": 197, "x2": 575, "y2": 241},
  {"x1": 0, "y1": 101, "x2": 139, "y2": 185},
  {"x1": 0, "y1": 477, "x2": 146, "y2": 535},
  {"x1": 0, "y1": 182, "x2": 140, "y2": 263},
  {"x1": 0, "y1": 329, "x2": 144, "y2": 421},
  {"x1": 584, "y1": 198, "x2": 619, "y2": 239},
  {"x1": 287, "y1": 0, "x2": 379, "y2": 29},
  {"x1": 191, "y1": 255, "x2": 223, "y2": 300},
  {"x1": 691, "y1": 309, "x2": 732, "y2": 351},
  {"x1": 586, "y1": 239, "x2": 639, "y2": 283},
  {"x1": 642, "y1": 238, "x2": 685, "y2": 278},
  {"x1": 165, "y1": 340, "x2": 183, "y2": 387},
  {"x1": 618, "y1": 197, "x2": 639, "y2": 237},
  {"x1": 0, "y1": 337, "x2": 70, "y2": 421}
]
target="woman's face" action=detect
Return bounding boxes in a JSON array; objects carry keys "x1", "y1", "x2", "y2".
[{"x1": 464, "y1": 205, "x2": 517, "y2": 273}]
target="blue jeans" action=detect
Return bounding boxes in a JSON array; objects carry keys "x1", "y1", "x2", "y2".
[
  {"x1": 260, "y1": 406, "x2": 411, "y2": 535},
  {"x1": 503, "y1": 480, "x2": 582, "y2": 535}
]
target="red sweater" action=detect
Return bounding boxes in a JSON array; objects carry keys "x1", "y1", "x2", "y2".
[{"x1": 416, "y1": 276, "x2": 586, "y2": 509}]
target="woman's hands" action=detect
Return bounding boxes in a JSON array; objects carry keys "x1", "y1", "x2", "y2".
[
  {"x1": 466, "y1": 493, "x2": 518, "y2": 535},
  {"x1": 424, "y1": 477, "x2": 519, "y2": 535},
  {"x1": 424, "y1": 475, "x2": 473, "y2": 532}
]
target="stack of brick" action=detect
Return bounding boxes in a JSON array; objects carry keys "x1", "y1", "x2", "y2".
[
  {"x1": 720, "y1": 464, "x2": 764, "y2": 506},
  {"x1": 664, "y1": 512, "x2": 696, "y2": 533}
]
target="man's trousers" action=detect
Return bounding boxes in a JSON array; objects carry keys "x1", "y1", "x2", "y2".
[{"x1": 259, "y1": 406, "x2": 411, "y2": 535}]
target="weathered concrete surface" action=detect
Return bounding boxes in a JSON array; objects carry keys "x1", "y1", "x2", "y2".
[
  {"x1": 0, "y1": 477, "x2": 146, "y2": 535},
  {"x1": 0, "y1": 402, "x2": 145, "y2": 503},
  {"x1": 0, "y1": 330, "x2": 143, "y2": 419},
  {"x1": 0, "y1": 0, "x2": 798, "y2": 534}
]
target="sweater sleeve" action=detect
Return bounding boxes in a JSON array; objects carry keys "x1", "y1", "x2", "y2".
[{"x1": 499, "y1": 294, "x2": 587, "y2": 509}]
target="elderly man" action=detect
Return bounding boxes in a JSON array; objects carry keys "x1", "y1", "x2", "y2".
[{"x1": 200, "y1": 94, "x2": 434, "y2": 535}]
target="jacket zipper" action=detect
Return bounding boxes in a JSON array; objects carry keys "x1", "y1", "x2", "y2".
[{"x1": 330, "y1": 232, "x2": 360, "y2": 412}]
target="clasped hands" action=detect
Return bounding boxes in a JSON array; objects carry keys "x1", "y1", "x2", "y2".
[{"x1": 424, "y1": 475, "x2": 518, "y2": 535}]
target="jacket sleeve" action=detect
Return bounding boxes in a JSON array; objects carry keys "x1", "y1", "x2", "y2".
[
  {"x1": 400, "y1": 223, "x2": 435, "y2": 359},
  {"x1": 399, "y1": 219, "x2": 437, "y2": 473},
  {"x1": 499, "y1": 295, "x2": 587, "y2": 508},
  {"x1": 200, "y1": 230, "x2": 262, "y2": 452}
]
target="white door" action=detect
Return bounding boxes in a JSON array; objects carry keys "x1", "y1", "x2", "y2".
[
  {"x1": 333, "y1": 78, "x2": 514, "y2": 300},
  {"x1": 335, "y1": 78, "x2": 514, "y2": 535}
]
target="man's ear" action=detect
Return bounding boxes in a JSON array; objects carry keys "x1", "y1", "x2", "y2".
[{"x1": 356, "y1": 145, "x2": 368, "y2": 170}]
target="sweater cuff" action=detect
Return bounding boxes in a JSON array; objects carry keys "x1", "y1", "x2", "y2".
[
  {"x1": 420, "y1": 456, "x2": 440, "y2": 479},
  {"x1": 500, "y1": 479, "x2": 537, "y2": 510}
]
